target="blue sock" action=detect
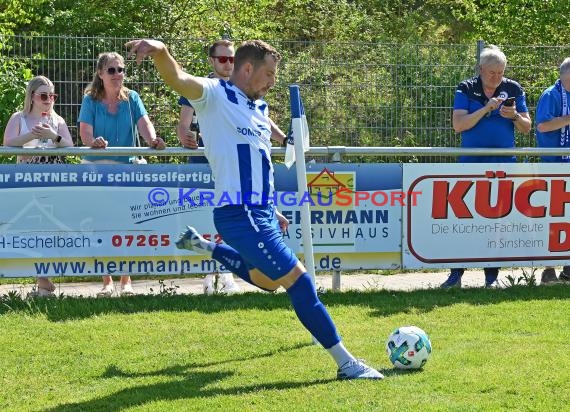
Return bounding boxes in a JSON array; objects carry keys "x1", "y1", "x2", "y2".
[
  {"x1": 212, "y1": 244, "x2": 253, "y2": 285},
  {"x1": 286, "y1": 273, "x2": 341, "y2": 349}
]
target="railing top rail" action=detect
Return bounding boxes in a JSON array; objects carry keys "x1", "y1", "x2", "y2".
[{"x1": 1, "y1": 146, "x2": 570, "y2": 158}]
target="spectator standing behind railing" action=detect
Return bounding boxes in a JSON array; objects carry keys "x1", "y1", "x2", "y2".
[
  {"x1": 441, "y1": 45, "x2": 532, "y2": 289},
  {"x1": 78, "y1": 52, "x2": 166, "y2": 297},
  {"x1": 3, "y1": 75, "x2": 74, "y2": 297},
  {"x1": 535, "y1": 57, "x2": 570, "y2": 284},
  {"x1": 176, "y1": 39, "x2": 241, "y2": 295},
  {"x1": 176, "y1": 39, "x2": 287, "y2": 295}
]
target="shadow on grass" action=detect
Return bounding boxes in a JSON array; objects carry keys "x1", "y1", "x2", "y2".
[
  {"x1": 101, "y1": 341, "x2": 312, "y2": 378},
  {"x1": 1, "y1": 284, "x2": 569, "y2": 322},
  {"x1": 379, "y1": 367, "x2": 426, "y2": 378},
  {"x1": 45, "y1": 374, "x2": 336, "y2": 412},
  {"x1": 45, "y1": 342, "x2": 334, "y2": 412}
]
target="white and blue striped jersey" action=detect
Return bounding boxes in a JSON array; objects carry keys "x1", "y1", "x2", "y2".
[{"x1": 189, "y1": 78, "x2": 274, "y2": 206}]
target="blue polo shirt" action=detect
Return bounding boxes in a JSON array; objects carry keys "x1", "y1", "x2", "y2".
[
  {"x1": 535, "y1": 83, "x2": 570, "y2": 162},
  {"x1": 453, "y1": 76, "x2": 528, "y2": 163}
]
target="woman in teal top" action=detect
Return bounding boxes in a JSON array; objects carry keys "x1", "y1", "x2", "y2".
[
  {"x1": 79, "y1": 89, "x2": 149, "y2": 163},
  {"x1": 78, "y1": 51, "x2": 165, "y2": 163},
  {"x1": 78, "y1": 52, "x2": 166, "y2": 296}
]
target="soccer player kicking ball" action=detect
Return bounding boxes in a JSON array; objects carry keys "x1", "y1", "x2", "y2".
[{"x1": 126, "y1": 38, "x2": 383, "y2": 380}]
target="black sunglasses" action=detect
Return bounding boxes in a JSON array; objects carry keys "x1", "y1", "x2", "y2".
[
  {"x1": 33, "y1": 92, "x2": 58, "y2": 102},
  {"x1": 106, "y1": 66, "x2": 126, "y2": 75},
  {"x1": 211, "y1": 56, "x2": 234, "y2": 64}
]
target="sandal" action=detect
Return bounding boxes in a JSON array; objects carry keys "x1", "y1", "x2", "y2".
[{"x1": 28, "y1": 287, "x2": 56, "y2": 298}]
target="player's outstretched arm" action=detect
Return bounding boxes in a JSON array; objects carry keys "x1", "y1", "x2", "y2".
[{"x1": 125, "y1": 39, "x2": 204, "y2": 101}]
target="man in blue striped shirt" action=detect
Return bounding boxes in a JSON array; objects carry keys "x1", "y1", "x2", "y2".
[{"x1": 127, "y1": 38, "x2": 383, "y2": 380}]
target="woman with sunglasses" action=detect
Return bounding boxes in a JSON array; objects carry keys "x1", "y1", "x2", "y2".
[
  {"x1": 3, "y1": 75, "x2": 74, "y2": 297},
  {"x1": 3, "y1": 75, "x2": 74, "y2": 164},
  {"x1": 78, "y1": 52, "x2": 166, "y2": 297}
]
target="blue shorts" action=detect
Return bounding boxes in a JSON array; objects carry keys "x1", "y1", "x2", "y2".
[{"x1": 213, "y1": 204, "x2": 298, "y2": 280}]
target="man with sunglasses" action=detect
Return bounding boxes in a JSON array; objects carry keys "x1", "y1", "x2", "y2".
[
  {"x1": 176, "y1": 39, "x2": 241, "y2": 295},
  {"x1": 177, "y1": 40, "x2": 234, "y2": 162},
  {"x1": 176, "y1": 40, "x2": 287, "y2": 296},
  {"x1": 127, "y1": 38, "x2": 382, "y2": 380}
]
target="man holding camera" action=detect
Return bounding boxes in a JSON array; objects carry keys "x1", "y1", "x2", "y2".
[{"x1": 441, "y1": 45, "x2": 532, "y2": 289}]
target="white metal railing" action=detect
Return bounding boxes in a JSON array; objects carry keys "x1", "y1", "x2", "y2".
[{"x1": 2, "y1": 146, "x2": 570, "y2": 158}]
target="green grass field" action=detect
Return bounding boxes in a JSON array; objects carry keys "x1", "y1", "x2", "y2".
[{"x1": 1, "y1": 285, "x2": 569, "y2": 411}]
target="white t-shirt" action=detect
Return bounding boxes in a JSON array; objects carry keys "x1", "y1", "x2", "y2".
[{"x1": 190, "y1": 78, "x2": 274, "y2": 206}]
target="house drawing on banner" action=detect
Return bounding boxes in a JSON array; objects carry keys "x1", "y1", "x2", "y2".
[
  {"x1": 2, "y1": 197, "x2": 74, "y2": 233},
  {"x1": 307, "y1": 168, "x2": 344, "y2": 194},
  {"x1": 307, "y1": 168, "x2": 353, "y2": 198}
]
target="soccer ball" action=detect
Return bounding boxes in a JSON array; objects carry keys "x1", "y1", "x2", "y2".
[{"x1": 386, "y1": 326, "x2": 432, "y2": 369}]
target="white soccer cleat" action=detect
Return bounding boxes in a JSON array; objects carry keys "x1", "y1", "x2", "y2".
[
  {"x1": 337, "y1": 359, "x2": 384, "y2": 380},
  {"x1": 175, "y1": 226, "x2": 202, "y2": 251},
  {"x1": 203, "y1": 274, "x2": 216, "y2": 295},
  {"x1": 219, "y1": 272, "x2": 241, "y2": 295},
  {"x1": 175, "y1": 226, "x2": 212, "y2": 254}
]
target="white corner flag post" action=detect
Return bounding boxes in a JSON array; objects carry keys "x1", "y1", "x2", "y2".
[
  {"x1": 288, "y1": 85, "x2": 318, "y2": 345},
  {"x1": 287, "y1": 85, "x2": 316, "y2": 282}
]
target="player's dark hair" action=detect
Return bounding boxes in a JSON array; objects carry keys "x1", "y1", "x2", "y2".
[{"x1": 234, "y1": 40, "x2": 281, "y2": 71}]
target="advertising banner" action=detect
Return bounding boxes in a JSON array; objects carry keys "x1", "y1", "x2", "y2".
[
  {"x1": 0, "y1": 163, "x2": 403, "y2": 276},
  {"x1": 403, "y1": 163, "x2": 570, "y2": 268}
]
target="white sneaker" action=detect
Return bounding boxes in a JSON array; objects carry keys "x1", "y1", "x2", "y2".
[
  {"x1": 337, "y1": 359, "x2": 384, "y2": 380},
  {"x1": 28, "y1": 288, "x2": 56, "y2": 298},
  {"x1": 203, "y1": 274, "x2": 216, "y2": 295},
  {"x1": 120, "y1": 283, "x2": 135, "y2": 296},
  {"x1": 219, "y1": 273, "x2": 241, "y2": 295},
  {"x1": 97, "y1": 284, "x2": 115, "y2": 298},
  {"x1": 485, "y1": 279, "x2": 503, "y2": 289}
]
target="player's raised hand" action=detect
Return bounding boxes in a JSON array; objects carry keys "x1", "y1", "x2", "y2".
[
  {"x1": 126, "y1": 39, "x2": 203, "y2": 100},
  {"x1": 125, "y1": 39, "x2": 167, "y2": 64}
]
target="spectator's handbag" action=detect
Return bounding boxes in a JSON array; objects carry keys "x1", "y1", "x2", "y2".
[
  {"x1": 128, "y1": 91, "x2": 147, "y2": 165},
  {"x1": 130, "y1": 131, "x2": 147, "y2": 164},
  {"x1": 27, "y1": 154, "x2": 67, "y2": 164}
]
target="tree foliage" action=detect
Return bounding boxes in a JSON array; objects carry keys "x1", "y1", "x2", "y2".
[
  {"x1": 2, "y1": 0, "x2": 570, "y2": 159},
  {"x1": 3, "y1": 0, "x2": 570, "y2": 49}
]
